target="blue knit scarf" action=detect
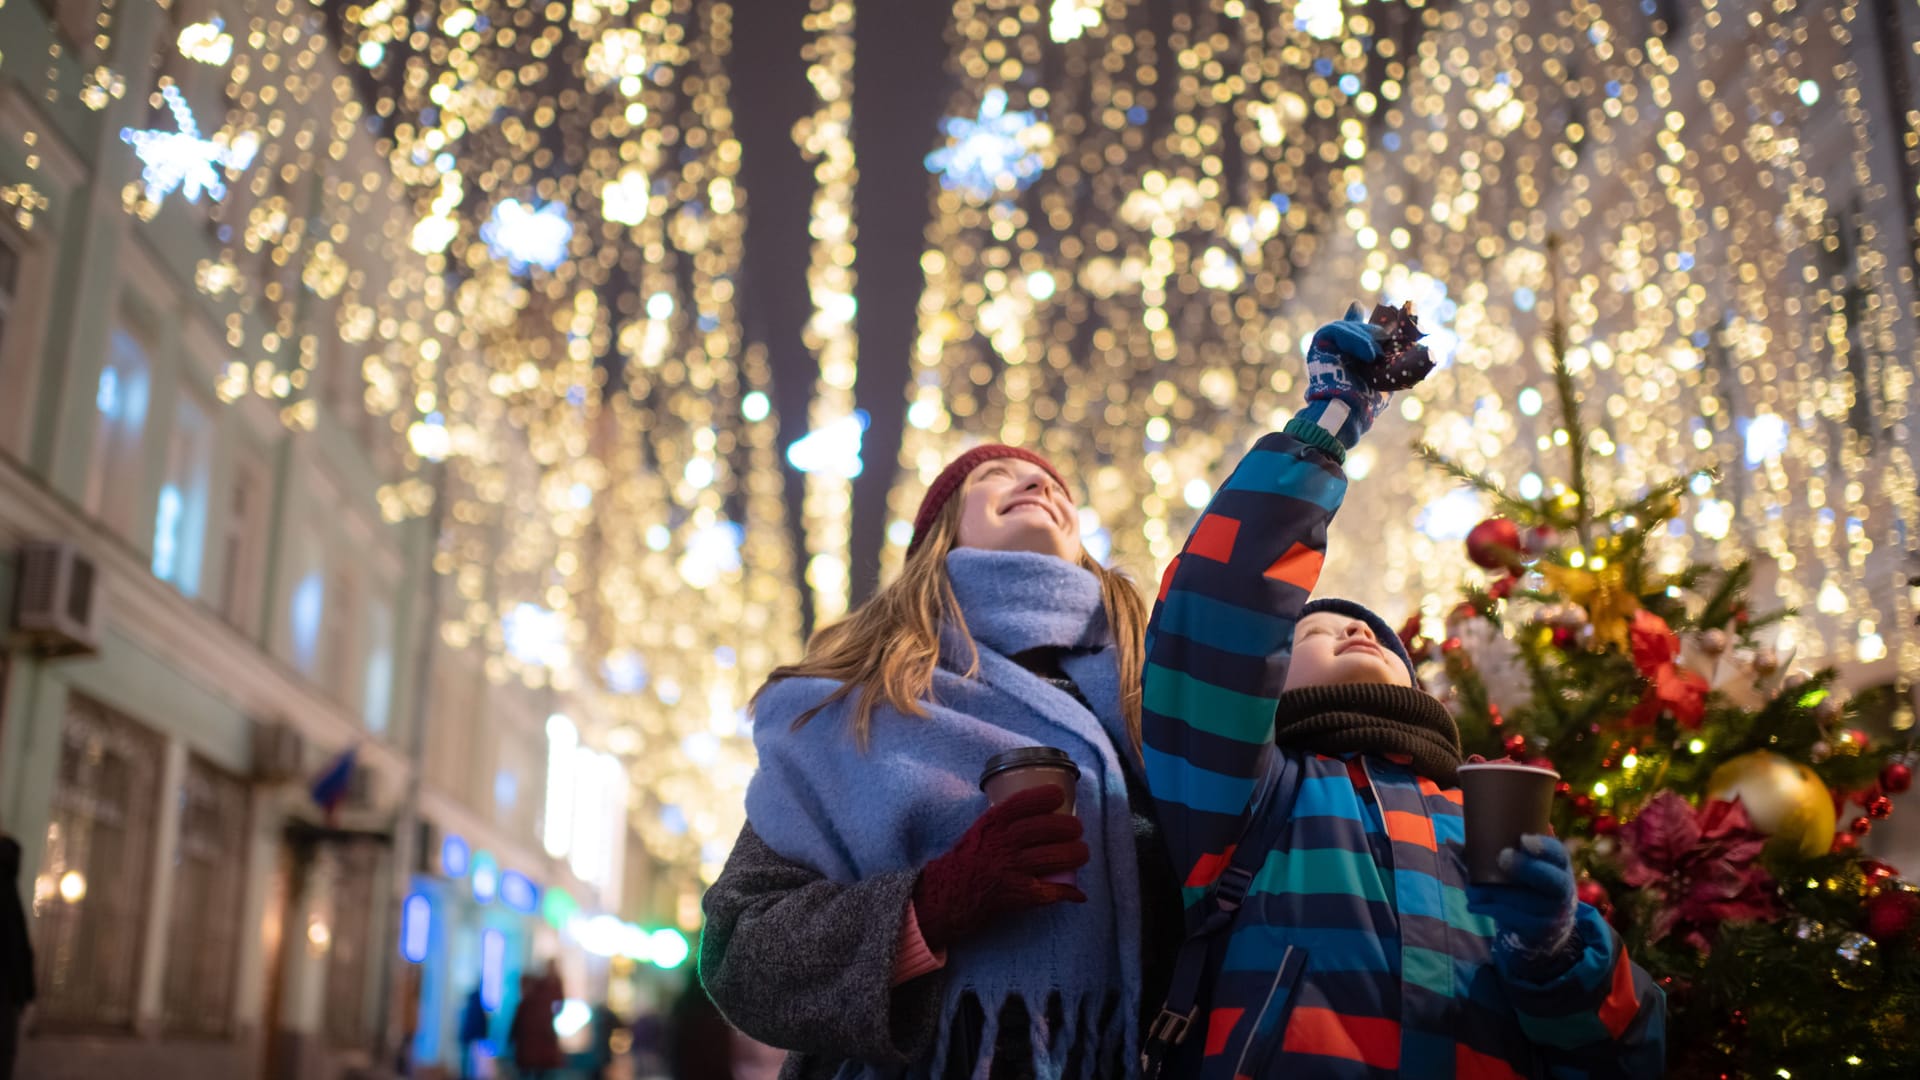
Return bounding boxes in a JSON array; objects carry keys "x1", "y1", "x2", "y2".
[{"x1": 746, "y1": 548, "x2": 1143, "y2": 1079}]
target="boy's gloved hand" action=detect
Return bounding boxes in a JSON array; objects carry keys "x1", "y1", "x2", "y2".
[
  {"x1": 1298, "y1": 302, "x2": 1392, "y2": 449},
  {"x1": 913, "y1": 785, "x2": 1088, "y2": 951},
  {"x1": 1468, "y1": 834, "x2": 1581, "y2": 982}
]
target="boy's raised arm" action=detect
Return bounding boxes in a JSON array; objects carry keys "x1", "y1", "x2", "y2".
[{"x1": 1141, "y1": 307, "x2": 1400, "y2": 911}]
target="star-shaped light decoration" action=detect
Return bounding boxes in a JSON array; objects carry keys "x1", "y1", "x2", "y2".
[
  {"x1": 480, "y1": 198, "x2": 573, "y2": 273},
  {"x1": 177, "y1": 18, "x2": 235, "y2": 66},
  {"x1": 923, "y1": 88, "x2": 1050, "y2": 202},
  {"x1": 119, "y1": 85, "x2": 259, "y2": 205}
]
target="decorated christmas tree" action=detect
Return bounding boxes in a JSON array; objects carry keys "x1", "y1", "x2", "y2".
[{"x1": 1410, "y1": 312, "x2": 1919, "y2": 1077}]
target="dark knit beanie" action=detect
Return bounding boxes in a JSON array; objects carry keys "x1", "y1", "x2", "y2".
[
  {"x1": 907, "y1": 444, "x2": 1068, "y2": 555},
  {"x1": 1300, "y1": 597, "x2": 1417, "y2": 683}
]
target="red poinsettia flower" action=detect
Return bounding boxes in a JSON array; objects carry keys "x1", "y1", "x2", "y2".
[
  {"x1": 1620, "y1": 793, "x2": 1780, "y2": 952},
  {"x1": 1625, "y1": 610, "x2": 1712, "y2": 729}
]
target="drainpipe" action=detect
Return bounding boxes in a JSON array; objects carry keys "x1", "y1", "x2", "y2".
[{"x1": 371, "y1": 454, "x2": 446, "y2": 1073}]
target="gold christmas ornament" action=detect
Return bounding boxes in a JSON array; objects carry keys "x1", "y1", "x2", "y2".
[{"x1": 1706, "y1": 751, "x2": 1838, "y2": 859}]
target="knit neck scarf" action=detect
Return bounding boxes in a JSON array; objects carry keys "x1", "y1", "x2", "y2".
[{"x1": 1271, "y1": 682, "x2": 1464, "y2": 784}]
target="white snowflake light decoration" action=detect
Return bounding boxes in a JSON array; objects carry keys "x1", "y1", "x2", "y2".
[
  {"x1": 119, "y1": 85, "x2": 258, "y2": 205},
  {"x1": 924, "y1": 88, "x2": 1049, "y2": 201},
  {"x1": 480, "y1": 198, "x2": 573, "y2": 273}
]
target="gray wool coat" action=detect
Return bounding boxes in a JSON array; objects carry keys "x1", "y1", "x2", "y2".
[{"x1": 700, "y1": 822, "x2": 946, "y2": 1080}]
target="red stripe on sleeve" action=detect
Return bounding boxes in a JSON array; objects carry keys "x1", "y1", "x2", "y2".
[
  {"x1": 1597, "y1": 946, "x2": 1642, "y2": 1038},
  {"x1": 1187, "y1": 513, "x2": 1241, "y2": 563},
  {"x1": 1262, "y1": 542, "x2": 1324, "y2": 591}
]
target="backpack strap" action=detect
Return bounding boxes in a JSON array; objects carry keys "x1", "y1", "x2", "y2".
[{"x1": 1140, "y1": 747, "x2": 1301, "y2": 1079}]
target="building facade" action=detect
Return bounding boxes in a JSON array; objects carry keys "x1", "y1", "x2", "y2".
[{"x1": 0, "y1": 3, "x2": 645, "y2": 1078}]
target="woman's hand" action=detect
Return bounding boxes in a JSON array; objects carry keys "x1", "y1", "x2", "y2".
[
  {"x1": 912, "y1": 785, "x2": 1090, "y2": 951},
  {"x1": 1298, "y1": 302, "x2": 1393, "y2": 449}
]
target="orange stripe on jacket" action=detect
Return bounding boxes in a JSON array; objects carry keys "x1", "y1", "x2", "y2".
[
  {"x1": 1418, "y1": 775, "x2": 1465, "y2": 805},
  {"x1": 1597, "y1": 947, "x2": 1642, "y2": 1038},
  {"x1": 1184, "y1": 845, "x2": 1238, "y2": 890},
  {"x1": 1204, "y1": 1007, "x2": 1245, "y2": 1056},
  {"x1": 1279, "y1": 1007, "x2": 1401, "y2": 1070},
  {"x1": 1456, "y1": 1042, "x2": 1529, "y2": 1080},
  {"x1": 1263, "y1": 541, "x2": 1323, "y2": 590},
  {"x1": 1384, "y1": 810, "x2": 1438, "y2": 851}
]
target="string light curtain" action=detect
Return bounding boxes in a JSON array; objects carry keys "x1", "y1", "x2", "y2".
[
  {"x1": 3, "y1": 0, "x2": 805, "y2": 887},
  {"x1": 889, "y1": 0, "x2": 1372, "y2": 582},
  {"x1": 330, "y1": 0, "x2": 802, "y2": 883},
  {"x1": 794, "y1": 0, "x2": 862, "y2": 623},
  {"x1": 887, "y1": 0, "x2": 1917, "y2": 707},
  {"x1": 1335, "y1": 0, "x2": 1917, "y2": 697}
]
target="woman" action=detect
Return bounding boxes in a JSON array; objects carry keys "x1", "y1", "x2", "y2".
[{"x1": 700, "y1": 444, "x2": 1181, "y2": 1079}]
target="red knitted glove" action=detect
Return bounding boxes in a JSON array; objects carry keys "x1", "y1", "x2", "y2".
[{"x1": 912, "y1": 786, "x2": 1090, "y2": 952}]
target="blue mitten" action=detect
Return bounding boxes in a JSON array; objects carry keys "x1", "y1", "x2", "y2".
[
  {"x1": 1298, "y1": 302, "x2": 1391, "y2": 449},
  {"x1": 1467, "y1": 834, "x2": 1580, "y2": 982}
]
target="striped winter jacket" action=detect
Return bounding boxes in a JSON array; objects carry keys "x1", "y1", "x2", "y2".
[{"x1": 1141, "y1": 422, "x2": 1666, "y2": 1080}]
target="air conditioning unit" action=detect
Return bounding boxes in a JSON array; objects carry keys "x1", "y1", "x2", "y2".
[
  {"x1": 10, "y1": 541, "x2": 102, "y2": 658},
  {"x1": 253, "y1": 720, "x2": 307, "y2": 783}
]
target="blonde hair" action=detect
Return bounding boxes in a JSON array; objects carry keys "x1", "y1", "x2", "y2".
[{"x1": 755, "y1": 484, "x2": 1148, "y2": 754}]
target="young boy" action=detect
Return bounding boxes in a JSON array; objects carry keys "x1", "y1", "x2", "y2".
[{"x1": 1141, "y1": 307, "x2": 1666, "y2": 1078}]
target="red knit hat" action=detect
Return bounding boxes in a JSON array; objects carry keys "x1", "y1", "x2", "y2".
[{"x1": 907, "y1": 444, "x2": 1068, "y2": 555}]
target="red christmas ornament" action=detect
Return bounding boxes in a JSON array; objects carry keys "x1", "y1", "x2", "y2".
[
  {"x1": 1570, "y1": 793, "x2": 1595, "y2": 817},
  {"x1": 1864, "y1": 889, "x2": 1920, "y2": 942},
  {"x1": 1576, "y1": 879, "x2": 1611, "y2": 916},
  {"x1": 1466, "y1": 517, "x2": 1524, "y2": 570},
  {"x1": 1551, "y1": 626, "x2": 1576, "y2": 649},
  {"x1": 1504, "y1": 733, "x2": 1529, "y2": 758},
  {"x1": 1488, "y1": 704, "x2": 1505, "y2": 729},
  {"x1": 1441, "y1": 636, "x2": 1464, "y2": 654},
  {"x1": 1593, "y1": 814, "x2": 1621, "y2": 836},
  {"x1": 1832, "y1": 832, "x2": 1859, "y2": 851},
  {"x1": 1861, "y1": 860, "x2": 1899, "y2": 883},
  {"x1": 1868, "y1": 794, "x2": 1894, "y2": 820},
  {"x1": 1881, "y1": 762, "x2": 1913, "y2": 795},
  {"x1": 1854, "y1": 785, "x2": 1884, "y2": 810},
  {"x1": 1851, "y1": 815, "x2": 1874, "y2": 836}
]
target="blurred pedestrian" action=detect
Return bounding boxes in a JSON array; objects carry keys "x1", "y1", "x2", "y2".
[
  {"x1": 509, "y1": 971, "x2": 564, "y2": 1080},
  {"x1": 458, "y1": 984, "x2": 489, "y2": 1080},
  {"x1": 0, "y1": 833, "x2": 33, "y2": 1080}
]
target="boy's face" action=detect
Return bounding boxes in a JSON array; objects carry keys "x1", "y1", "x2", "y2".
[{"x1": 1284, "y1": 612, "x2": 1413, "y2": 691}]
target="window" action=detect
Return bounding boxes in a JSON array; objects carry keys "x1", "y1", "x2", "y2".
[
  {"x1": 322, "y1": 564, "x2": 360, "y2": 699},
  {"x1": 154, "y1": 392, "x2": 213, "y2": 596},
  {"x1": 217, "y1": 460, "x2": 266, "y2": 633},
  {"x1": 84, "y1": 324, "x2": 154, "y2": 539},
  {"x1": 288, "y1": 534, "x2": 326, "y2": 675},
  {"x1": 363, "y1": 598, "x2": 394, "y2": 734},
  {"x1": 33, "y1": 695, "x2": 164, "y2": 1030},
  {"x1": 162, "y1": 755, "x2": 249, "y2": 1037}
]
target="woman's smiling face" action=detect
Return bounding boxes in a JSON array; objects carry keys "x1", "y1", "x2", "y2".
[{"x1": 955, "y1": 457, "x2": 1079, "y2": 561}]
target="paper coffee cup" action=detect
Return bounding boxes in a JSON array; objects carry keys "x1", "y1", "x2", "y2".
[
  {"x1": 981, "y1": 747, "x2": 1080, "y2": 884},
  {"x1": 1455, "y1": 761, "x2": 1559, "y2": 884}
]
